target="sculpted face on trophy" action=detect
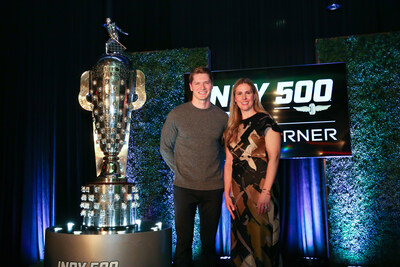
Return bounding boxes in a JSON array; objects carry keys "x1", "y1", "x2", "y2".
[{"x1": 76, "y1": 18, "x2": 146, "y2": 228}]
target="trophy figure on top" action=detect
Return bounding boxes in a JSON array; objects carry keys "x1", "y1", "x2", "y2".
[{"x1": 104, "y1": 17, "x2": 129, "y2": 55}]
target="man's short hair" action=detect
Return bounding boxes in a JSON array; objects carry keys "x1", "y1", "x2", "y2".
[{"x1": 189, "y1": 66, "x2": 213, "y2": 83}]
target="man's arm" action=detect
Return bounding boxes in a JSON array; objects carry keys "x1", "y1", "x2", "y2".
[
  {"x1": 116, "y1": 26, "x2": 128, "y2": 35},
  {"x1": 160, "y1": 114, "x2": 177, "y2": 172}
]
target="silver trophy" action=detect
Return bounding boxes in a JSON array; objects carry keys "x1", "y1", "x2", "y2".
[
  {"x1": 77, "y1": 19, "x2": 146, "y2": 228},
  {"x1": 44, "y1": 19, "x2": 170, "y2": 267}
]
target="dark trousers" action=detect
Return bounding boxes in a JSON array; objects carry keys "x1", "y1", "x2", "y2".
[{"x1": 173, "y1": 186, "x2": 223, "y2": 267}]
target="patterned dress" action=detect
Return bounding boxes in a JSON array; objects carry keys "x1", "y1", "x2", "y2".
[{"x1": 229, "y1": 113, "x2": 281, "y2": 267}]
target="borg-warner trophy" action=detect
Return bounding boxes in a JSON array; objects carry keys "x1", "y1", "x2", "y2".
[
  {"x1": 44, "y1": 19, "x2": 171, "y2": 267},
  {"x1": 78, "y1": 18, "x2": 146, "y2": 229}
]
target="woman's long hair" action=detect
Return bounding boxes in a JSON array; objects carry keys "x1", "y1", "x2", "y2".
[{"x1": 223, "y1": 78, "x2": 268, "y2": 147}]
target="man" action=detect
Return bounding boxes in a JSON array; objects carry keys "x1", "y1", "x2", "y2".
[{"x1": 160, "y1": 66, "x2": 228, "y2": 266}]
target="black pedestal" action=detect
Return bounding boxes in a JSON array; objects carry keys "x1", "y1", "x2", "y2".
[{"x1": 44, "y1": 222, "x2": 172, "y2": 267}]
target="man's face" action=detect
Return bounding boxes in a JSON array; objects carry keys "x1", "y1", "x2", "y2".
[{"x1": 189, "y1": 73, "x2": 212, "y2": 102}]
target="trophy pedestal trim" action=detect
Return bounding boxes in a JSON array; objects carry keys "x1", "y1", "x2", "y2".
[{"x1": 44, "y1": 222, "x2": 172, "y2": 267}]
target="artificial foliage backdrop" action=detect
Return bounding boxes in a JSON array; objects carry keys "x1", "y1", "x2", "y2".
[
  {"x1": 316, "y1": 32, "x2": 400, "y2": 266},
  {"x1": 125, "y1": 47, "x2": 210, "y2": 258}
]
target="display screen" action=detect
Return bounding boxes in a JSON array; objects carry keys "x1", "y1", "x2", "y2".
[{"x1": 184, "y1": 62, "x2": 352, "y2": 159}]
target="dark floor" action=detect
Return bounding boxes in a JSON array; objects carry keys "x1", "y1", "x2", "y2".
[
  {"x1": 191, "y1": 257, "x2": 330, "y2": 267},
  {"x1": 33, "y1": 256, "x2": 334, "y2": 267},
  {"x1": 179, "y1": 259, "x2": 231, "y2": 267}
]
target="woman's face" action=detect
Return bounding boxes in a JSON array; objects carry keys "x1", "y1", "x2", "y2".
[{"x1": 234, "y1": 83, "x2": 255, "y2": 113}]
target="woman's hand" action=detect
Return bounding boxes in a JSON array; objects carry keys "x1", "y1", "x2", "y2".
[
  {"x1": 224, "y1": 192, "x2": 236, "y2": 219},
  {"x1": 257, "y1": 191, "x2": 271, "y2": 215}
]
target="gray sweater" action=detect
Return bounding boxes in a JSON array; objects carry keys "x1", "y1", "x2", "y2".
[{"x1": 160, "y1": 102, "x2": 228, "y2": 190}]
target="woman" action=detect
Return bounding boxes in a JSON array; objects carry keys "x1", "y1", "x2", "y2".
[{"x1": 223, "y1": 78, "x2": 282, "y2": 267}]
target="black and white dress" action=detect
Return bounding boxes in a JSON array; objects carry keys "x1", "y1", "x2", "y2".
[{"x1": 229, "y1": 112, "x2": 281, "y2": 267}]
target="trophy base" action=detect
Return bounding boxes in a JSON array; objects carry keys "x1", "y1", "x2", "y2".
[
  {"x1": 80, "y1": 224, "x2": 139, "y2": 234},
  {"x1": 44, "y1": 221, "x2": 172, "y2": 267},
  {"x1": 80, "y1": 181, "x2": 139, "y2": 227}
]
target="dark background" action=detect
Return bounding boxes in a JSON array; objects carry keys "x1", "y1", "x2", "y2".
[{"x1": 1, "y1": 0, "x2": 400, "y2": 266}]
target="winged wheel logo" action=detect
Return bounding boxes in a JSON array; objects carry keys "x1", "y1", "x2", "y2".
[{"x1": 293, "y1": 103, "x2": 331, "y2": 115}]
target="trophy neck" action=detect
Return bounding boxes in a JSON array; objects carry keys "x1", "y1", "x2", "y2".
[{"x1": 99, "y1": 156, "x2": 126, "y2": 182}]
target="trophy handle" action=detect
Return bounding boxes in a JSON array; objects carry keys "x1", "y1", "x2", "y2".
[
  {"x1": 130, "y1": 70, "x2": 146, "y2": 110},
  {"x1": 79, "y1": 71, "x2": 94, "y2": 111}
]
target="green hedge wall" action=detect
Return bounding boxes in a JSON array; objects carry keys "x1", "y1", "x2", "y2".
[
  {"x1": 125, "y1": 47, "x2": 209, "y2": 258},
  {"x1": 316, "y1": 32, "x2": 400, "y2": 266}
]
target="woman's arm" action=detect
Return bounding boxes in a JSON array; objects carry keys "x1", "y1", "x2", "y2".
[
  {"x1": 224, "y1": 147, "x2": 236, "y2": 219},
  {"x1": 257, "y1": 129, "x2": 281, "y2": 215}
]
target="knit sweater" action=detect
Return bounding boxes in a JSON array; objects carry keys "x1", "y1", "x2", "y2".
[{"x1": 160, "y1": 102, "x2": 228, "y2": 190}]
